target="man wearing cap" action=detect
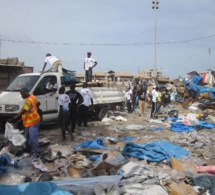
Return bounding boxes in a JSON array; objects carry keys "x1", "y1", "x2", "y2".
[
  {"x1": 84, "y1": 52, "x2": 97, "y2": 82},
  {"x1": 41, "y1": 53, "x2": 63, "y2": 77}
]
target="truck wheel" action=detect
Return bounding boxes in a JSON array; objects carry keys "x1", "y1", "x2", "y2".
[{"x1": 97, "y1": 108, "x2": 108, "y2": 121}]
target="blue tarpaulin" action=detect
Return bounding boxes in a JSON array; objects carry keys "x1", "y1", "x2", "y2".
[
  {"x1": 171, "y1": 120, "x2": 215, "y2": 132},
  {"x1": 121, "y1": 136, "x2": 136, "y2": 141},
  {"x1": 0, "y1": 154, "x2": 12, "y2": 175},
  {"x1": 185, "y1": 75, "x2": 215, "y2": 99},
  {"x1": 0, "y1": 181, "x2": 73, "y2": 195},
  {"x1": 122, "y1": 140, "x2": 189, "y2": 162},
  {"x1": 74, "y1": 138, "x2": 107, "y2": 151}
]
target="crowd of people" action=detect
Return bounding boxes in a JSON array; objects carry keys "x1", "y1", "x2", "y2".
[{"x1": 124, "y1": 84, "x2": 171, "y2": 119}]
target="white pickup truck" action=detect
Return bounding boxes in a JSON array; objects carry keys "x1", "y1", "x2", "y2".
[{"x1": 0, "y1": 72, "x2": 125, "y2": 130}]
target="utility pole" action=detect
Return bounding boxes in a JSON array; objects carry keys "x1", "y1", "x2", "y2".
[
  {"x1": 209, "y1": 48, "x2": 211, "y2": 71},
  {"x1": 152, "y1": 0, "x2": 159, "y2": 77}
]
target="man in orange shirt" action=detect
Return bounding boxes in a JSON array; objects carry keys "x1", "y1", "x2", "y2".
[{"x1": 8, "y1": 88, "x2": 41, "y2": 157}]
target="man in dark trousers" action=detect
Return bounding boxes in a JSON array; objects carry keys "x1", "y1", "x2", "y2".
[
  {"x1": 78, "y1": 82, "x2": 93, "y2": 129},
  {"x1": 66, "y1": 83, "x2": 83, "y2": 135},
  {"x1": 58, "y1": 86, "x2": 71, "y2": 141},
  {"x1": 150, "y1": 86, "x2": 158, "y2": 119},
  {"x1": 162, "y1": 89, "x2": 171, "y2": 117}
]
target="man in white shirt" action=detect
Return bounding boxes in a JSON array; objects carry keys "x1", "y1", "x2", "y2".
[
  {"x1": 83, "y1": 52, "x2": 97, "y2": 82},
  {"x1": 58, "y1": 86, "x2": 72, "y2": 140},
  {"x1": 150, "y1": 86, "x2": 158, "y2": 119},
  {"x1": 41, "y1": 53, "x2": 63, "y2": 77},
  {"x1": 125, "y1": 87, "x2": 132, "y2": 113},
  {"x1": 78, "y1": 82, "x2": 93, "y2": 128}
]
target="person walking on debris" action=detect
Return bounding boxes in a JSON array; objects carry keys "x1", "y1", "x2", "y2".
[
  {"x1": 41, "y1": 53, "x2": 63, "y2": 77},
  {"x1": 150, "y1": 86, "x2": 158, "y2": 119},
  {"x1": 66, "y1": 83, "x2": 83, "y2": 136},
  {"x1": 8, "y1": 88, "x2": 41, "y2": 157},
  {"x1": 78, "y1": 82, "x2": 94, "y2": 129},
  {"x1": 125, "y1": 87, "x2": 132, "y2": 113},
  {"x1": 162, "y1": 89, "x2": 171, "y2": 117},
  {"x1": 83, "y1": 52, "x2": 97, "y2": 82},
  {"x1": 58, "y1": 86, "x2": 72, "y2": 141},
  {"x1": 137, "y1": 85, "x2": 147, "y2": 116}
]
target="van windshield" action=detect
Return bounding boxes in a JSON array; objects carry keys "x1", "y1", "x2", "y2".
[{"x1": 5, "y1": 75, "x2": 40, "y2": 92}]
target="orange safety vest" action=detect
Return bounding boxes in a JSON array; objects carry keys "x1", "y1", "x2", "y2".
[{"x1": 22, "y1": 95, "x2": 40, "y2": 127}]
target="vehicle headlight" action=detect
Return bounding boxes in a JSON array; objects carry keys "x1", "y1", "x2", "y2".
[{"x1": 5, "y1": 104, "x2": 19, "y2": 112}]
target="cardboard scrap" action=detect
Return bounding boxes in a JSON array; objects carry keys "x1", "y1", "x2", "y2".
[
  {"x1": 167, "y1": 182, "x2": 197, "y2": 195},
  {"x1": 67, "y1": 165, "x2": 81, "y2": 178},
  {"x1": 170, "y1": 158, "x2": 197, "y2": 172}
]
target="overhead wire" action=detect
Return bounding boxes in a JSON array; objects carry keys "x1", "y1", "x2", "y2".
[{"x1": 1, "y1": 34, "x2": 215, "y2": 46}]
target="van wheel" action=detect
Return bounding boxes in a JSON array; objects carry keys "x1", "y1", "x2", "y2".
[{"x1": 97, "y1": 108, "x2": 108, "y2": 121}]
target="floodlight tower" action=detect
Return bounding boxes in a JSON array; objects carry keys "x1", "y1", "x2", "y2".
[{"x1": 152, "y1": 0, "x2": 159, "y2": 77}]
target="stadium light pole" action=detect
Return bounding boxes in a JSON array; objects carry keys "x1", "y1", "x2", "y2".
[{"x1": 152, "y1": 0, "x2": 159, "y2": 77}]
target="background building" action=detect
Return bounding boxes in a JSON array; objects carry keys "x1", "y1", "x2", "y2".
[
  {"x1": 0, "y1": 57, "x2": 33, "y2": 91},
  {"x1": 141, "y1": 69, "x2": 163, "y2": 78}
]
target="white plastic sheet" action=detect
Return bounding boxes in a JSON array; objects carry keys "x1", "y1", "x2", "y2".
[{"x1": 4, "y1": 123, "x2": 26, "y2": 146}]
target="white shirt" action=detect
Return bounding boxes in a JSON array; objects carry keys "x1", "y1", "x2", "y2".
[
  {"x1": 58, "y1": 94, "x2": 71, "y2": 111},
  {"x1": 151, "y1": 89, "x2": 158, "y2": 103},
  {"x1": 80, "y1": 88, "x2": 93, "y2": 107},
  {"x1": 45, "y1": 56, "x2": 60, "y2": 65},
  {"x1": 84, "y1": 57, "x2": 96, "y2": 70},
  {"x1": 125, "y1": 91, "x2": 131, "y2": 100}
]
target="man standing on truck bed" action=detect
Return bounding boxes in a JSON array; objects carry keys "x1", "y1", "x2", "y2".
[
  {"x1": 78, "y1": 82, "x2": 93, "y2": 129},
  {"x1": 84, "y1": 52, "x2": 97, "y2": 82},
  {"x1": 66, "y1": 83, "x2": 83, "y2": 136},
  {"x1": 41, "y1": 53, "x2": 63, "y2": 77},
  {"x1": 8, "y1": 88, "x2": 41, "y2": 158}
]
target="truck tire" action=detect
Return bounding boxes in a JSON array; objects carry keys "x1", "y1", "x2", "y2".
[{"x1": 97, "y1": 108, "x2": 108, "y2": 121}]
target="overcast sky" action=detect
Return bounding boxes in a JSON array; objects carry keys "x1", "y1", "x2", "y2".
[{"x1": 0, "y1": 0, "x2": 215, "y2": 78}]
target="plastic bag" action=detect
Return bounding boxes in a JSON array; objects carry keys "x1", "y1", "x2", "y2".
[
  {"x1": 4, "y1": 122, "x2": 26, "y2": 146},
  {"x1": 182, "y1": 113, "x2": 200, "y2": 126}
]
